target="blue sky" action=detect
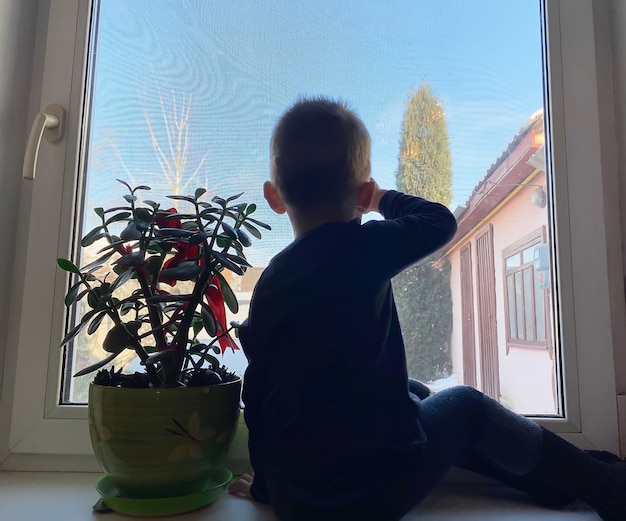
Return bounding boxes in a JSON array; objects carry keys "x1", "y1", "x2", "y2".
[{"x1": 86, "y1": 0, "x2": 543, "y2": 266}]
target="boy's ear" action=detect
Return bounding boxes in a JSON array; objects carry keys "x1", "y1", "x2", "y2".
[
  {"x1": 355, "y1": 179, "x2": 376, "y2": 214},
  {"x1": 263, "y1": 181, "x2": 286, "y2": 214}
]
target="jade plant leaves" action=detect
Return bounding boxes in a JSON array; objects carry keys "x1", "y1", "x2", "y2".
[
  {"x1": 57, "y1": 181, "x2": 271, "y2": 387},
  {"x1": 102, "y1": 321, "x2": 141, "y2": 353},
  {"x1": 160, "y1": 261, "x2": 203, "y2": 281}
]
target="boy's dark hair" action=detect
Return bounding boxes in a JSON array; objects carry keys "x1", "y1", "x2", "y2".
[{"x1": 270, "y1": 97, "x2": 371, "y2": 214}]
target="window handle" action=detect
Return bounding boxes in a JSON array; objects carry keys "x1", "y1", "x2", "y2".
[{"x1": 22, "y1": 103, "x2": 65, "y2": 180}]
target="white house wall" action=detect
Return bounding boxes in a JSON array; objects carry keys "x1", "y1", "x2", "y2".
[
  {"x1": 449, "y1": 247, "x2": 462, "y2": 386},
  {"x1": 449, "y1": 172, "x2": 554, "y2": 414}
]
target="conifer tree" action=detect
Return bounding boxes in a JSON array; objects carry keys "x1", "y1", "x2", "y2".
[{"x1": 393, "y1": 82, "x2": 454, "y2": 382}]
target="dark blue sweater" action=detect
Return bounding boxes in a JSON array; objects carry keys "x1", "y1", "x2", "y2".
[{"x1": 238, "y1": 190, "x2": 457, "y2": 507}]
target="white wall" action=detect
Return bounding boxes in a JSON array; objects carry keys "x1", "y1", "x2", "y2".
[
  {"x1": 609, "y1": 0, "x2": 626, "y2": 288},
  {"x1": 0, "y1": 0, "x2": 44, "y2": 462},
  {"x1": 608, "y1": 0, "x2": 626, "y2": 390},
  {"x1": 607, "y1": 0, "x2": 626, "y2": 454},
  {"x1": 491, "y1": 178, "x2": 555, "y2": 415}
]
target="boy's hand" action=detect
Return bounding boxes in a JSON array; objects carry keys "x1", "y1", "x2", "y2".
[
  {"x1": 228, "y1": 473, "x2": 254, "y2": 499},
  {"x1": 356, "y1": 179, "x2": 387, "y2": 215},
  {"x1": 367, "y1": 180, "x2": 387, "y2": 214}
]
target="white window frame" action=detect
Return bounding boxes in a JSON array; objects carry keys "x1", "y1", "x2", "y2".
[{"x1": 1, "y1": 0, "x2": 624, "y2": 471}]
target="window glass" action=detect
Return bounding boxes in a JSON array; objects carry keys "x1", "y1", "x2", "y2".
[
  {"x1": 62, "y1": 0, "x2": 557, "y2": 416},
  {"x1": 522, "y1": 246, "x2": 535, "y2": 265},
  {"x1": 515, "y1": 271, "x2": 525, "y2": 339},
  {"x1": 534, "y1": 270, "x2": 546, "y2": 342},
  {"x1": 503, "y1": 237, "x2": 549, "y2": 349},
  {"x1": 523, "y1": 268, "x2": 534, "y2": 340},
  {"x1": 506, "y1": 254, "x2": 521, "y2": 270},
  {"x1": 506, "y1": 275, "x2": 517, "y2": 340}
]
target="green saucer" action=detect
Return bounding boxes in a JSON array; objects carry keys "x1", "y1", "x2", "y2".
[{"x1": 95, "y1": 466, "x2": 233, "y2": 517}]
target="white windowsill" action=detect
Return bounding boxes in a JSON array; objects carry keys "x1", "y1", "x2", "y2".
[
  {"x1": 0, "y1": 415, "x2": 609, "y2": 520},
  {"x1": 0, "y1": 470, "x2": 604, "y2": 520}
]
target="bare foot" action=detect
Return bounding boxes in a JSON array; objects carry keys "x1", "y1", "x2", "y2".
[{"x1": 228, "y1": 473, "x2": 254, "y2": 499}]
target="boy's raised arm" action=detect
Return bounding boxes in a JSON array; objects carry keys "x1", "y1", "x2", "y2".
[{"x1": 364, "y1": 187, "x2": 457, "y2": 279}]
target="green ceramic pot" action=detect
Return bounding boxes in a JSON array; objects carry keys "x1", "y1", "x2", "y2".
[{"x1": 88, "y1": 377, "x2": 241, "y2": 499}]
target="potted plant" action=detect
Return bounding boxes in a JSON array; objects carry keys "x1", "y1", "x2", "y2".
[{"x1": 57, "y1": 179, "x2": 269, "y2": 509}]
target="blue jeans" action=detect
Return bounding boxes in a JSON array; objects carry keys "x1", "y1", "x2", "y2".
[{"x1": 267, "y1": 384, "x2": 543, "y2": 521}]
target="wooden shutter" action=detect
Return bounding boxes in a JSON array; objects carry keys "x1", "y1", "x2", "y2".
[
  {"x1": 476, "y1": 225, "x2": 500, "y2": 401},
  {"x1": 460, "y1": 243, "x2": 477, "y2": 387}
]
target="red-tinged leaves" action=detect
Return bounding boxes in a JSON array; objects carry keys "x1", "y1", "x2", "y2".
[
  {"x1": 213, "y1": 331, "x2": 240, "y2": 356},
  {"x1": 203, "y1": 276, "x2": 239, "y2": 356},
  {"x1": 159, "y1": 241, "x2": 201, "y2": 286},
  {"x1": 205, "y1": 278, "x2": 227, "y2": 333},
  {"x1": 60, "y1": 183, "x2": 269, "y2": 387},
  {"x1": 155, "y1": 208, "x2": 180, "y2": 229}
]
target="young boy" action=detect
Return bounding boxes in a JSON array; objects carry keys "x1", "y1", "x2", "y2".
[{"x1": 229, "y1": 97, "x2": 625, "y2": 521}]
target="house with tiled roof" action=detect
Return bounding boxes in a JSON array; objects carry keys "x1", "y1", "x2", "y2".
[{"x1": 444, "y1": 110, "x2": 556, "y2": 414}]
